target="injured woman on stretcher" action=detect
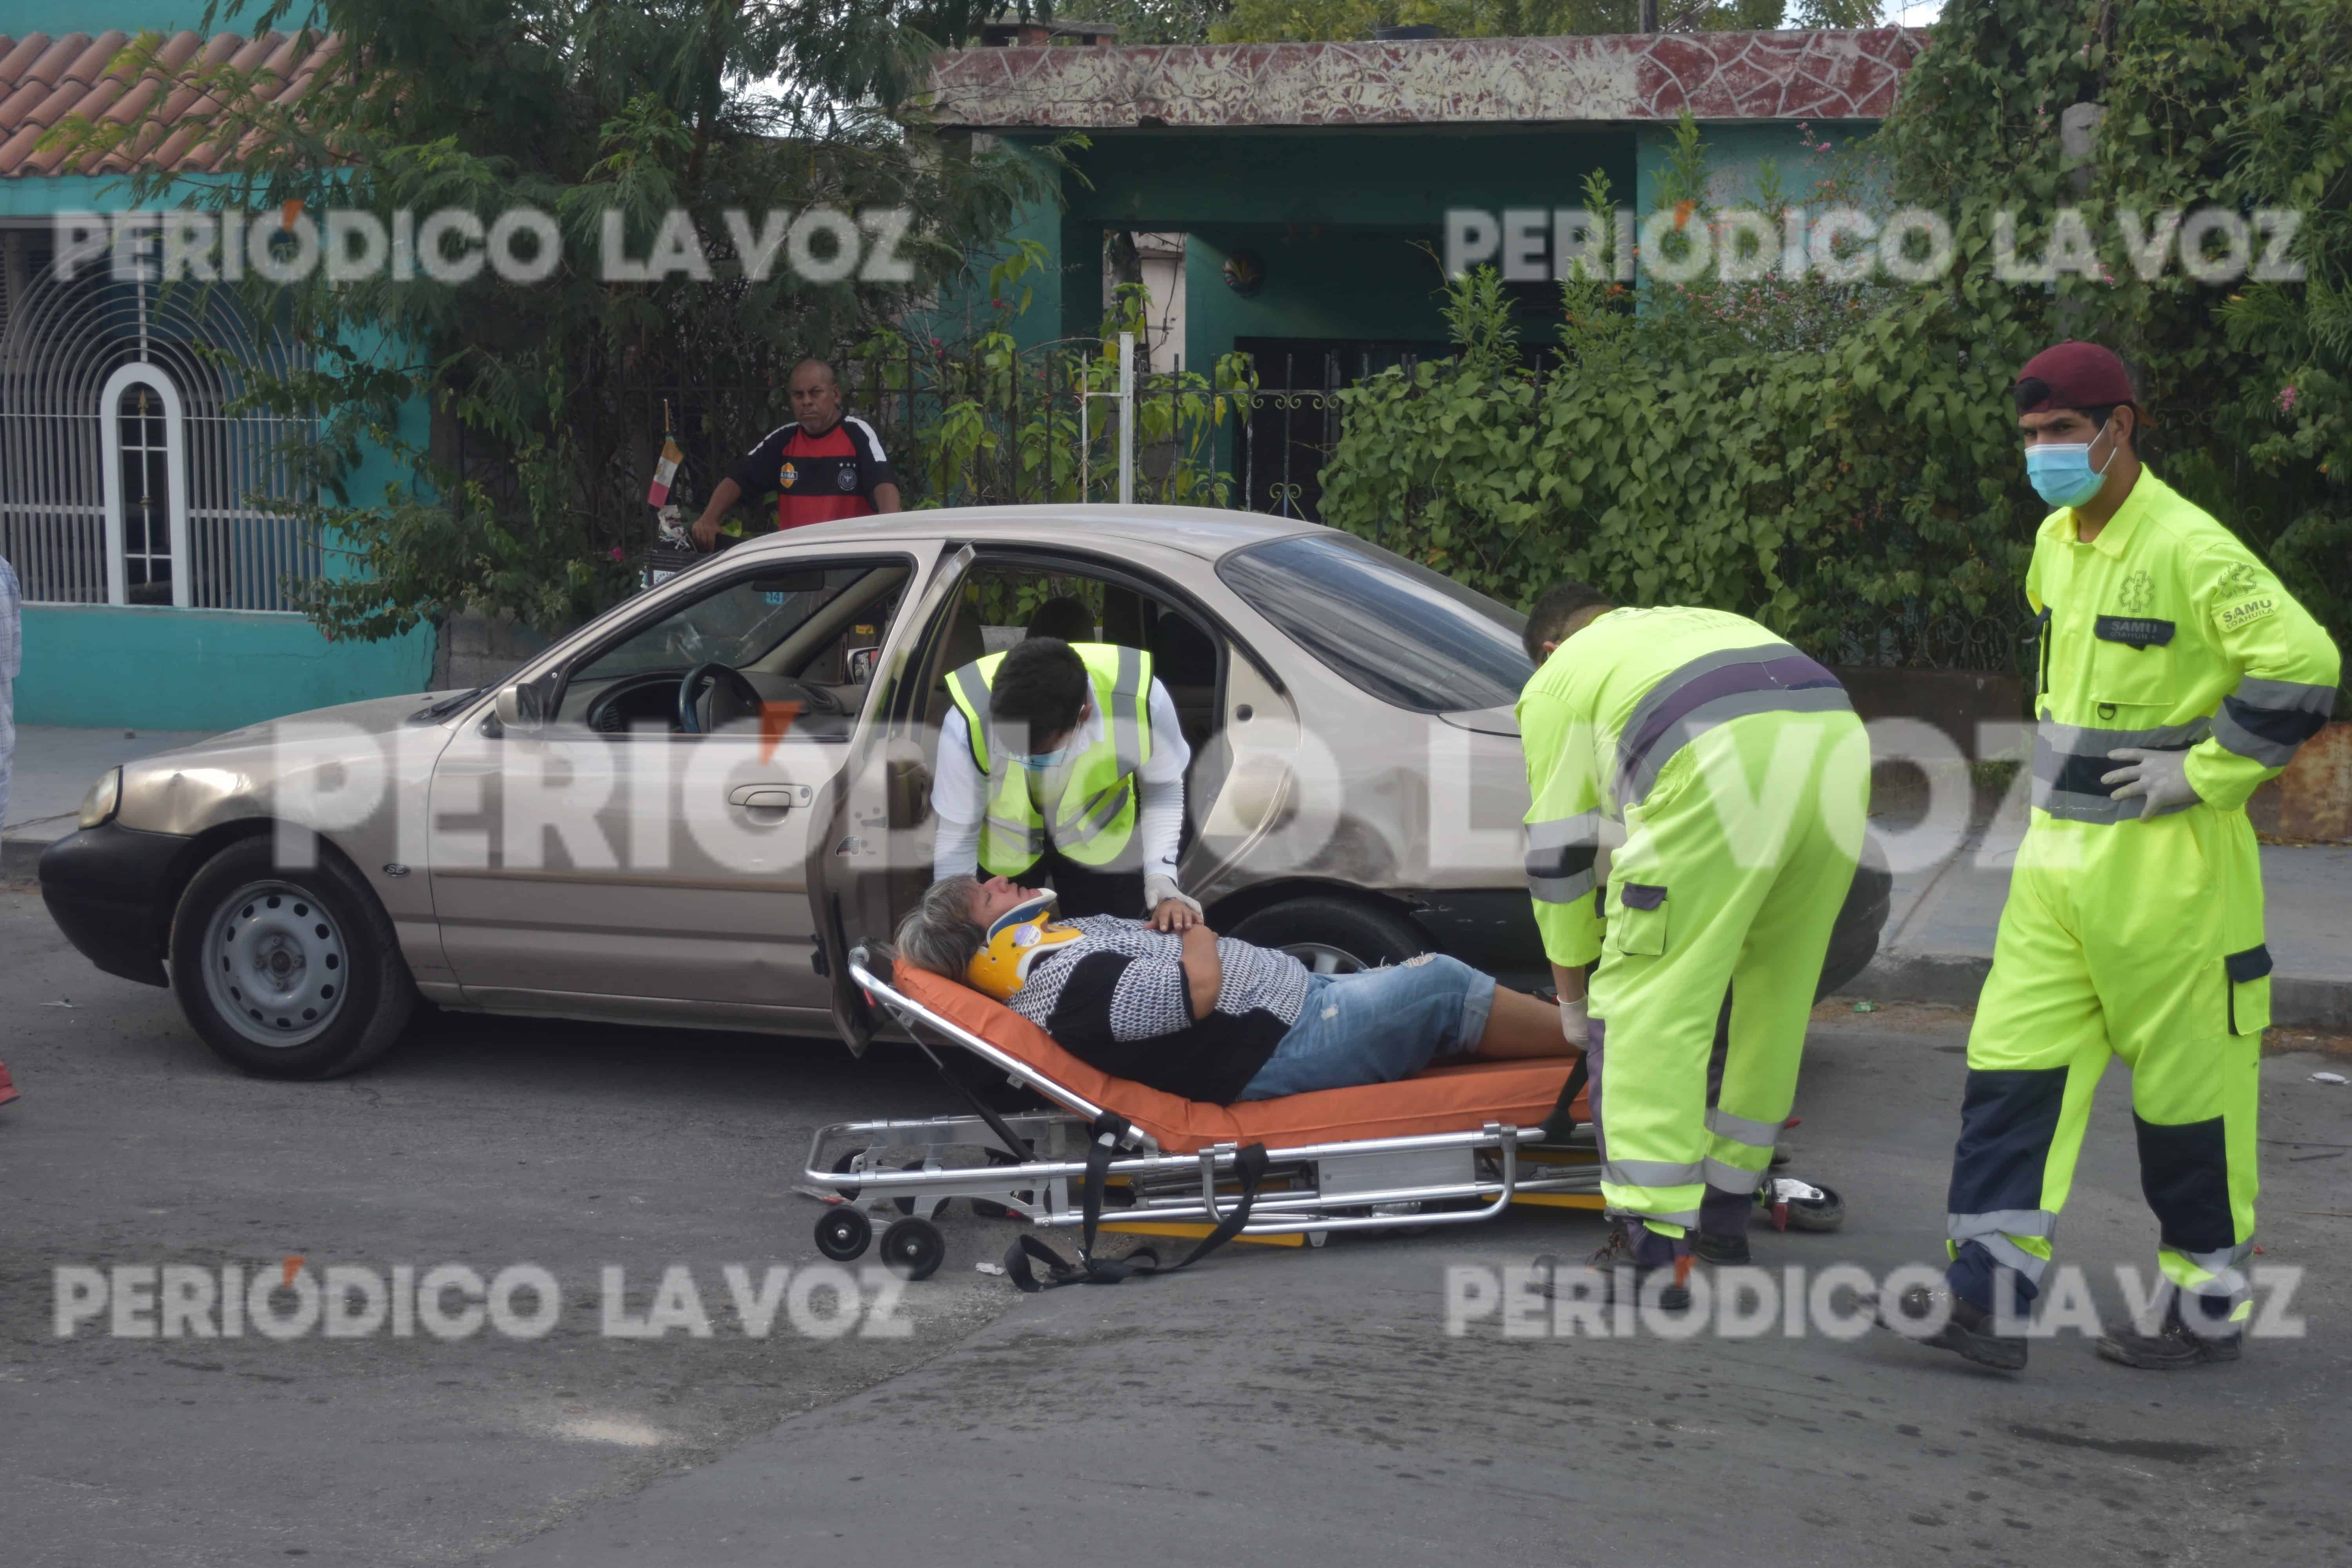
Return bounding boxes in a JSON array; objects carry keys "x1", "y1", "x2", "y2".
[{"x1": 889, "y1": 873, "x2": 1571, "y2": 1107}]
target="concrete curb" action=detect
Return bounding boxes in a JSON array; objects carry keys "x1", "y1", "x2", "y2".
[
  {"x1": 1845, "y1": 949, "x2": 2352, "y2": 1032},
  {"x1": 2, "y1": 837, "x2": 48, "y2": 881}
]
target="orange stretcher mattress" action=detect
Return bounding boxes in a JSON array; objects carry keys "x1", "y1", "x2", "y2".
[{"x1": 889, "y1": 963, "x2": 1591, "y2": 1157}]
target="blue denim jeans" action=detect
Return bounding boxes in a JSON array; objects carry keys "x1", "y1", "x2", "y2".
[{"x1": 1236, "y1": 954, "x2": 1497, "y2": 1100}]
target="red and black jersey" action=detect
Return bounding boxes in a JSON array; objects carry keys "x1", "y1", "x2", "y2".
[{"x1": 728, "y1": 416, "x2": 896, "y2": 530}]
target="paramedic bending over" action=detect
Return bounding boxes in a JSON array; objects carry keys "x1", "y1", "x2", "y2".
[{"x1": 931, "y1": 634, "x2": 1198, "y2": 928}]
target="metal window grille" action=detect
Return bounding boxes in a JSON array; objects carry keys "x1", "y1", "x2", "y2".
[
  {"x1": 118, "y1": 382, "x2": 173, "y2": 604},
  {"x1": 0, "y1": 228, "x2": 316, "y2": 610}
]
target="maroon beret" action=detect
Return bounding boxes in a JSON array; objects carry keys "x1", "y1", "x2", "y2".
[{"x1": 2013, "y1": 341, "x2": 2137, "y2": 410}]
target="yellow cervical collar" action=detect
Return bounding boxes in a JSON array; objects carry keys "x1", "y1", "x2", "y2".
[{"x1": 965, "y1": 891, "x2": 1083, "y2": 1000}]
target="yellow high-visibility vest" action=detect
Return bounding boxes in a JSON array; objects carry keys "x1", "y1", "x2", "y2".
[{"x1": 946, "y1": 642, "x2": 1154, "y2": 875}]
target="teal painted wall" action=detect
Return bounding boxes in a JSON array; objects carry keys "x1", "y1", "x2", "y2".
[
  {"x1": 15, "y1": 6, "x2": 215, "y2": 40},
  {"x1": 1044, "y1": 126, "x2": 1630, "y2": 361},
  {"x1": 1632, "y1": 120, "x2": 1876, "y2": 215},
  {"x1": 1183, "y1": 227, "x2": 1452, "y2": 375},
  {"x1": 15, "y1": 606, "x2": 434, "y2": 729},
  {"x1": 940, "y1": 125, "x2": 1633, "y2": 359},
  {"x1": 4, "y1": 172, "x2": 446, "y2": 728},
  {"x1": 0, "y1": 172, "x2": 234, "y2": 218}
]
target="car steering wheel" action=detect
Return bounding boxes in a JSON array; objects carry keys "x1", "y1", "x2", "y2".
[{"x1": 676, "y1": 662, "x2": 768, "y2": 734}]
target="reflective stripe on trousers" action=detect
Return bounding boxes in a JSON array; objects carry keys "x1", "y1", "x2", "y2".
[
  {"x1": 1947, "y1": 1208, "x2": 2056, "y2": 1286},
  {"x1": 1704, "y1": 1106, "x2": 1779, "y2": 1187},
  {"x1": 2160, "y1": 1239, "x2": 2254, "y2": 1303}
]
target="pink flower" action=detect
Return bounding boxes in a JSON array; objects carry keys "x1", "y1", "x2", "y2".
[
  {"x1": 609, "y1": 545, "x2": 625, "y2": 561},
  {"x1": 2279, "y1": 385, "x2": 2299, "y2": 415}
]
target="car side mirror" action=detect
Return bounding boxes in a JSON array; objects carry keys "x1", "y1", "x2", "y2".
[{"x1": 493, "y1": 676, "x2": 553, "y2": 733}]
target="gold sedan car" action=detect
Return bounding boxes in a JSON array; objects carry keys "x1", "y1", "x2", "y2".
[{"x1": 40, "y1": 507, "x2": 1887, "y2": 1078}]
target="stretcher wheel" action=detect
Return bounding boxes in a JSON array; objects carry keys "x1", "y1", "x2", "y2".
[
  {"x1": 815, "y1": 1206, "x2": 872, "y2": 1261},
  {"x1": 970, "y1": 1149, "x2": 1031, "y2": 1220},
  {"x1": 1782, "y1": 1183, "x2": 1846, "y2": 1233},
  {"x1": 893, "y1": 1160, "x2": 951, "y2": 1220},
  {"x1": 831, "y1": 1149, "x2": 867, "y2": 1200},
  {"x1": 880, "y1": 1216, "x2": 945, "y2": 1281}
]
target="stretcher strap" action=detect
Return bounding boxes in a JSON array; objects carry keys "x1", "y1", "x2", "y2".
[
  {"x1": 1536, "y1": 1054, "x2": 1590, "y2": 1142},
  {"x1": 1004, "y1": 1112, "x2": 1272, "y2": 1292}
]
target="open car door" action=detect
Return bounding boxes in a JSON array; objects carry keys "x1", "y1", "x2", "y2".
[{"x1": 807, "y1": 544, "x2": 975, "y2": 1051}]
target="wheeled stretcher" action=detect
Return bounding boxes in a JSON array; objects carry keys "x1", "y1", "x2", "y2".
[{"x1": 804, "y1": 948, "x2": 1613, "y2": 1286}]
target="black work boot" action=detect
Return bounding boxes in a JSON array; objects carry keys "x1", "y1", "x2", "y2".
[
  {"x1": 1691, "y1": 1182, "x2": 1752, "y2": 1265},
  {"x1": 1875, "y1": 1283, "x2": 2028, "y2": 1370},
  {"x1": 1536, "y1": 1223, "x2": 1693, "y2": 1310},
  {"x1": 1690, "y1": 1230, "x2": 1749, "y2": 1265},
  {"x1": 2096, "y1": 1299, "x2": 2243, "y2": 1369}
]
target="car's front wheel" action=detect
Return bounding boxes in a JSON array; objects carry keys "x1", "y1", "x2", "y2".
[
  {"x1": 169, "y1": 836, "x2": 416, "y2": 1079},
  {"x1": 1224, "y1": 894, "x2": 1432, "y2": 976}
]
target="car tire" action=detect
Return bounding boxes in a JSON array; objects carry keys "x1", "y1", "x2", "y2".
[
  {"x1": 1815, "y1": 833, "x2": 1894, "y2": 1002},
  {"x1": 1225, "y1": 895, "x2": 1432, "y2": 976},
  {"x1": 169, "y1": 835, "x2": 417, "y2": 1080}
]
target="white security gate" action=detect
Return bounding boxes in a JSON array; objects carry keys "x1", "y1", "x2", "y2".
[{"x1": 0, "y1": 230, "x2": 317, "y2": 610}]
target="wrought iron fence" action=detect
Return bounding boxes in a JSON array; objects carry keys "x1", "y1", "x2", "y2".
[
  {"x1": 1817, "y1": 604, "x2": 2039, "y2": 678},
  {"x1": 606, "y1": 336, "x2": 1437, "y2": 524},
  {"x1": 0, "y1": 229, "x2": 316, "y2": 609}
]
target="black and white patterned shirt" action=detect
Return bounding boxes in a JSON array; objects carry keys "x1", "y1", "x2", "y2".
[{"x1": 1005, "y1": 916, "x2": 1310, "y2": 1104}]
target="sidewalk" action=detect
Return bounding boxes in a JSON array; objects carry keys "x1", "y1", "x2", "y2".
[
  {"x1": 1851, "y1": 827, "x2": 2352, "y2": 1030},
  {"x1": 1, "y1": 725, "x2": 215, "y2": 877}
]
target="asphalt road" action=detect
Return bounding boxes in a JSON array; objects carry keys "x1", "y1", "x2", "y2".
[{"x1": 5, "y1": 878, "x2": 2351, "y2": 1567}]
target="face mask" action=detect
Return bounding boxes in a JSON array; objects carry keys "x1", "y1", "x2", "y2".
[
  {"x1": 2025, "y1": 419, "x2": 2118, "y2": 508},
  {"x1": 1001, "y1": 704, "x2": 1089, "y2": 773},
  {"x1": 1011, "y1": 743, "x2": 1072, "y2": 773}
]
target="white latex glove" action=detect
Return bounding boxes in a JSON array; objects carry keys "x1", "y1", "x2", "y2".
[
  {"x1": 1144, "y1": 873, "x2": 1201, "y2": 914},
  {"x1": 1558, "y1": 995, "x2": 1590, "y2": 1047},
  {"x1": 1144, "y1": 873, "x2": 1203, "y2": 932},
  {"x1": 2103, "y1": 747, "x2": 2201, "y2": 816}
]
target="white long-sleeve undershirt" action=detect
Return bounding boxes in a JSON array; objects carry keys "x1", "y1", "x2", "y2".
[{"x1": 931, "y1": 678, "x2": 1191, "y2": 888}]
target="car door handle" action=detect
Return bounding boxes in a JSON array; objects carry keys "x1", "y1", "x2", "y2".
[{"x1": 728, "y1": 784, "x2": 811, "y2": 810}]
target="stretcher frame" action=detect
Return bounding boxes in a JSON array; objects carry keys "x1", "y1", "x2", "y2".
[{"x1": 806, "y1": 952, "x2": 1605, "y2": 1249}]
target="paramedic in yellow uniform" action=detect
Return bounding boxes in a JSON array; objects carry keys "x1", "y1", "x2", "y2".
[
  {"x1": 1517, "y1": 585, "x2": 1868, "y2": 1303},
  {"x1": 1883, "y1": 341, "x2": 2341, "y2": 1371}
]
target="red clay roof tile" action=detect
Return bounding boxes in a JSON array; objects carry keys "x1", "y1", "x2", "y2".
[{"x1": 0, "y1": 28, "x2": 340, "y2": 177}]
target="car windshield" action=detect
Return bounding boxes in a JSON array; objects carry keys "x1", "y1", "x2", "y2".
[
  {"x1": 575, "y1": 567, "x2": 871, "y2": 681},
  {"x1": 1216, "y1": 532, "x2": 1532, "y2": 712}
]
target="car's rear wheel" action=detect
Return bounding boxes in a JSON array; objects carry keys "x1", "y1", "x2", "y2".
[
  {"x1": 1224, "y1": 895, "x2": 1431, "y2": 976},
  {"x1": 170, "y1": 836, "x2": 416, "y2": 1080}
]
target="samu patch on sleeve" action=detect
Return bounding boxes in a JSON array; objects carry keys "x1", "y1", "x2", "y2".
[{"x1": 2217, "y1": 596, "x2": 2280, "y2": 633}]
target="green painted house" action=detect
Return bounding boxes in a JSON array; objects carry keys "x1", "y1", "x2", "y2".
[
  {"x1": 926, "y1": 25, "x2": 1922, "y2": 514},
  {"x1": 0, "y1": 5, "x2": 434, "y2": 730}
]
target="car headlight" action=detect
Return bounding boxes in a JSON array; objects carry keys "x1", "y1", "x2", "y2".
[{"x1": 78, "y1": 767, "x2": 122, "y2": 829}]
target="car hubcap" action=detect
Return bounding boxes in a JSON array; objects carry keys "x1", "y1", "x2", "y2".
[
  {"x1": 1283, "y1": 941, "x2": 1370, "y2": 976},
  {"x1": 201, "y1": 881, "x2": 347, "y2": 1047}
]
